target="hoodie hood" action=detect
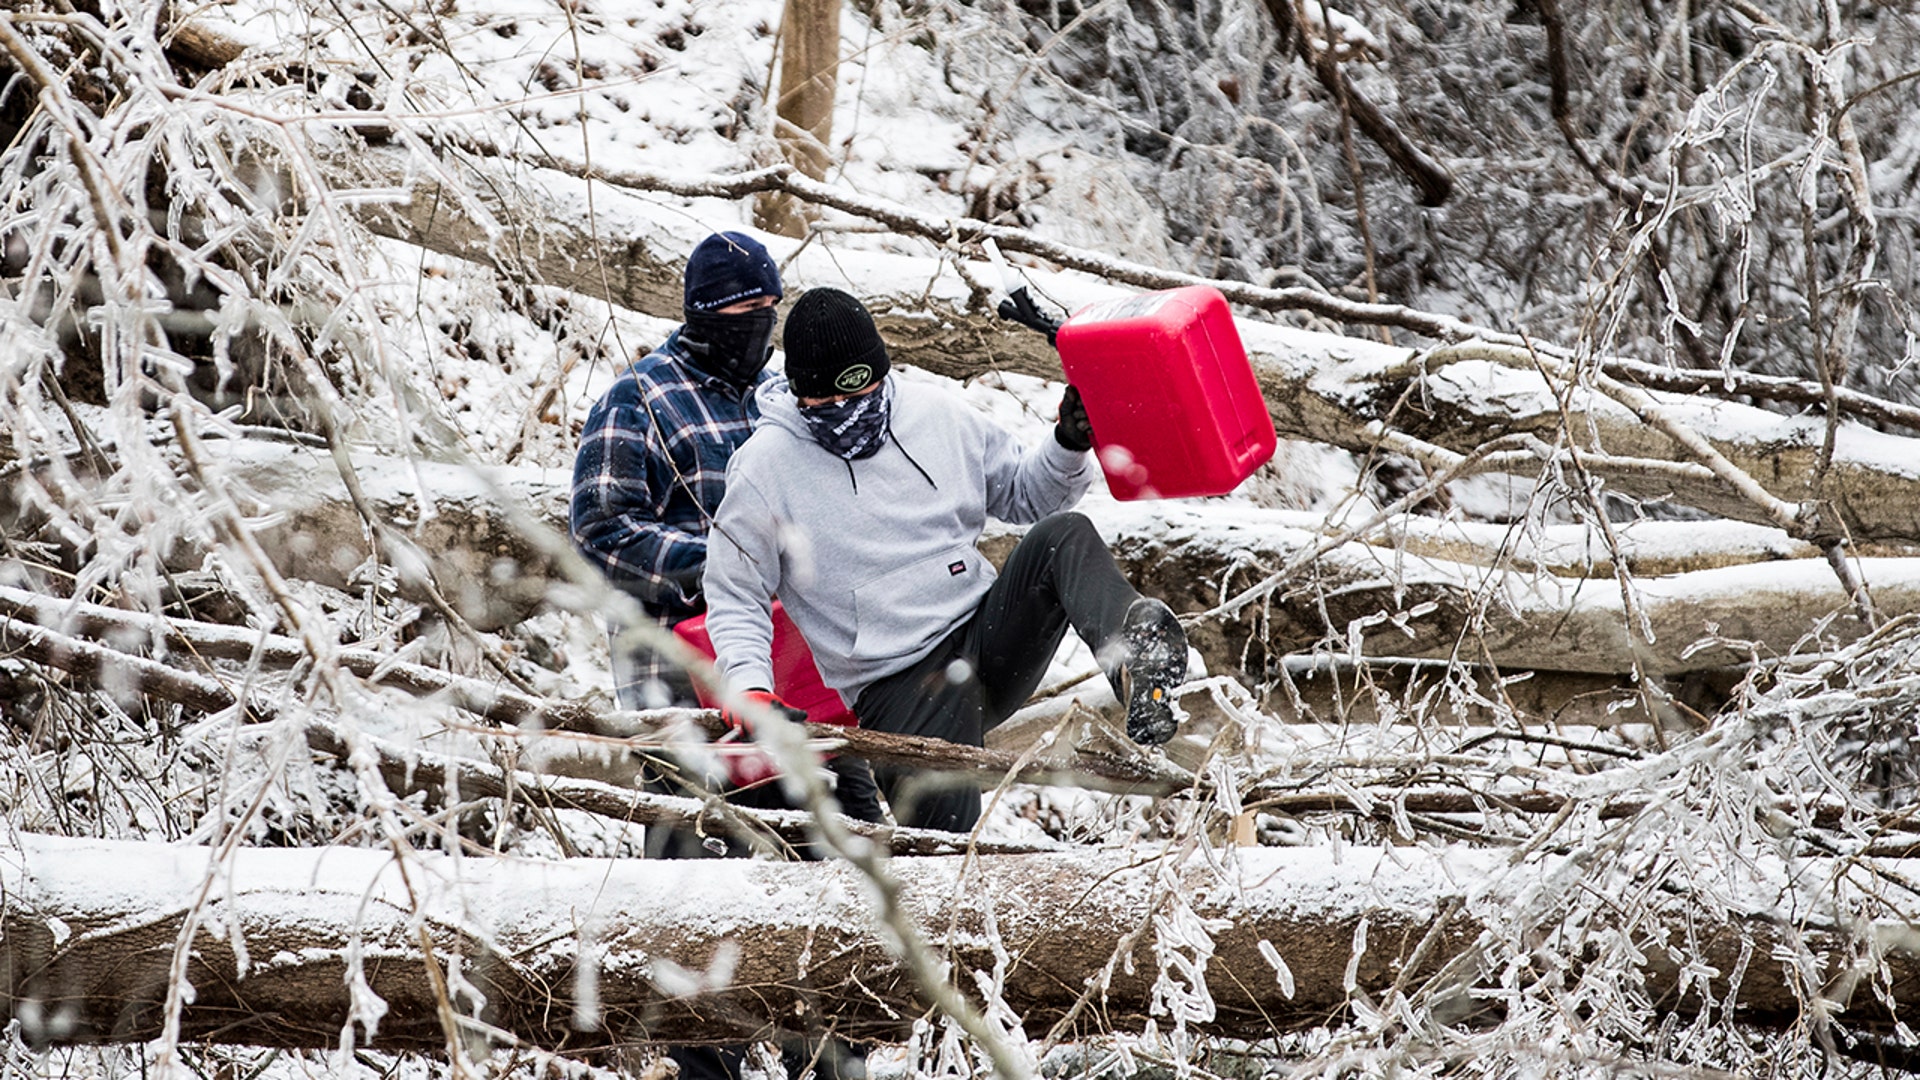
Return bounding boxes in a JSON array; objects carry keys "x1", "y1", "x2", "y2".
[{"x1": 754, "y1": 374, "x2": 812, "y2": 440}]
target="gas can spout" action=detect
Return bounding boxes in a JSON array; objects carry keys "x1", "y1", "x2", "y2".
[
  {"x1": 997, "y1": 285, "x2": 1064, "y2": 345},
  {"x1": 983, "y1": 239, "x2": 1065, "y2": 345}
]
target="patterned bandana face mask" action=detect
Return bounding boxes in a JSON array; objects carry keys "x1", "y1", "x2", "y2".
[{"x1": 800, "y1": 378, "x2": 893, "y2": 460}]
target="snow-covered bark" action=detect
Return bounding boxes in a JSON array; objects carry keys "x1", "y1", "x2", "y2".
[
  {"x1": 31, "y1": 431, "x2": 1910, "y2": 683},
  {"x1": 4, "y1": 834, "x2": 1906, "y2": 1051},
  {"x1": 1091, "y1": 503, "x2": 1920, "y2": 677},
  {"x1": 338, "y1": 145, "x2": 1920, "y2": 546}
]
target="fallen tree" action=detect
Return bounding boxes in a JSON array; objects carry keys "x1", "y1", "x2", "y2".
[
  {"x1": 1090, "y1": 504, "x2": 1920, "y2": 678},
  {"x1": 5, "y1": 833, "x2": 1914, "y2": 1052},
  {"x1": 330, "y1": 143, "x2": 1920, "y2": 549},
  {"x1": 20, "y1": 434, "x2": 1915, "y2": 685}
]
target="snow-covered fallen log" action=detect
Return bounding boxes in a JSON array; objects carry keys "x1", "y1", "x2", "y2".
[
  {"x1": 192, "y1": 437, "x2": 570, "y2": 632},
  {"x1": 190, "y1": 440, "x2": 1920, "y2": 679},
  {"x1": 2, "y1": 834, "x2": 1908, "y2": 1051},
  {"x1": 50, "y1": 434, "x2": 1920, "y2": 682},
  {"x1": 1079, "y1": 502, "x2": 1920, "y2": 678},
  {"x1": 336, "y1": 146, "x2": 1920, "y2": 545}
]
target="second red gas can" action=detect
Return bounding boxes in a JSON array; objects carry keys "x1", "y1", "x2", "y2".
[
  {"x1": 1054, "y1": 285, "x2": 1275, "y2": 501},
  {"x1": 672, "y1": 600, "x2": 855, "y2": 786}
]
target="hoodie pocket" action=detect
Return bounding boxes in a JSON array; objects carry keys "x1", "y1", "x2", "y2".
[{"x1": 850, "y1": 545, "x2": 986, "y2": 663}]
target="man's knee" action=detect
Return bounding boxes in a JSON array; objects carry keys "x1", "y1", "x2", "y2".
[{"x1": 1029, "y1": 510, "x2": 1099, "y2": 549}]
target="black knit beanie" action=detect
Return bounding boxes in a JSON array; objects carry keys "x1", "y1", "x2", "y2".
[
  {"x1": 683, "y1": 232, "x2": 783, "y2": 315},
  {"x1": 782, "y1": 288, "x2": 891, "y2": 398}
]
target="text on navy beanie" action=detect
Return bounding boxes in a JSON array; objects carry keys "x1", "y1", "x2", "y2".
[{"x1": 683, "y1": 232, "x2": 783, "y2": 315}]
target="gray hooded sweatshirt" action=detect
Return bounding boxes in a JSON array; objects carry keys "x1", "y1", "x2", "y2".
[{"x1": 703, "y1": 374, "x2": 1095, "y2": 704}]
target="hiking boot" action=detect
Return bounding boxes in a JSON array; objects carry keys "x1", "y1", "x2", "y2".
[{"x1": 1113, "y1": 598, "x2": 1188, "y2": 746}]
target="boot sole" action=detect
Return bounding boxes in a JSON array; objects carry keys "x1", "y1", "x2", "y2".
[{"x1": 1121, "y1": 599, "x2": 1187, "y2": 746}]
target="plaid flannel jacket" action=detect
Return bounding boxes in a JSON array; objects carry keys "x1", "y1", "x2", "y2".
[{"x1": 571, "y1": 331, "x2": 764, "y2": 705}]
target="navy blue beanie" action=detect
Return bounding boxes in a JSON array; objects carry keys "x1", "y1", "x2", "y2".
[{"x1": 683, "y1": 232, "x2": 783, "y2": 315}]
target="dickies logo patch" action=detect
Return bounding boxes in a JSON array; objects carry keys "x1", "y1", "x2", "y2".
[{"x1": 948, "y1": 560, "x2": 967, "y2": 576}]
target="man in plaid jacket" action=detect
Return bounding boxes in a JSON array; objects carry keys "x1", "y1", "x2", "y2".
[
  {"x1": 571, "y1": 232, "x2": 784, "y2": 712},
  {"x1": 570, "y1": 234, "x2": 876, "y2": 1079}
]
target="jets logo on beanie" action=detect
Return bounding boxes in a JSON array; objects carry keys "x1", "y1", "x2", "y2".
[
  {"x1": 783, "y1": 288, "x2": 891, "y2": 399},
  {"x1": 684, "y1": 232, "x2": 783, "y2": 315}
]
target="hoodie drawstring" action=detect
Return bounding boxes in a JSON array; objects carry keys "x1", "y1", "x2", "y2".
[
  {"x1": 839, "y1": 427, "x2": 938, "y2": 495},
  {"x1": 890, "y1": 429, "x2": 938, "y2": 490}
]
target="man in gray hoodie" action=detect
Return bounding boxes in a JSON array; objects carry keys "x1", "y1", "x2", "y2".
[{"x1": 703, "y1": 287, "x2": 1189, "y2": 832}]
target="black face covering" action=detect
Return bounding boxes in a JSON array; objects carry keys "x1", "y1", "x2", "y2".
[{"x1": 681, "y1": 307, "x2": 778, "y2": 385}]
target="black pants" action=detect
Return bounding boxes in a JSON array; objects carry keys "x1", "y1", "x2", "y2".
[
  {"x1": 640, "y1": 755, "x2": 883, "y2": 860},
  {"x1": 636, "y1": 638, "x2": 880, "y2": 1080},
  {"x1": 853, "y1": 512, "x2": 1141, "y2": 833}
]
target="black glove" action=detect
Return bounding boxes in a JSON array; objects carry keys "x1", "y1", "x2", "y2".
[{"x1": 1055, "y1": 384, "x2": 1095, "y2": 452}]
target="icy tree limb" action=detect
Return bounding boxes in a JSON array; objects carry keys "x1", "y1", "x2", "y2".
[
  {"x1": 5, "y1": 834, "x2": 1913, "y2": 1050},
  {"x1": 22, "y1": 432, "x2": 1920, "y2": 683},
  {"x1": 0, "y1": 587, "x2": 1190, "y2": 798},
  {"x1": 1414, "y1": 340, "x2": 1885, "y2": 624},
  {"x1": 298, "y1": 720, "x2": 1059, "y2": 859},
  {"x1": 1349, "y1": 338, "x2": 1920, "y2": 544},
  {"x1": 158, "y1": 12, "x2": 255, "y2": 67},
  {"x1": 343, "y1": 137, "x2": 1920, "y2": 438},
  {"x1": 1257, "y1": 0, "x2": 1454, "y2": 207}
]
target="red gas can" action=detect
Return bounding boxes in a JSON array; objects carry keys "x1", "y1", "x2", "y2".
[
  {"x1": 672, "y1": 600, "x2": 855, "y2": 786},
  {"x1": 1054, "y1": 285, "x2": 1275, "y2": 500}
]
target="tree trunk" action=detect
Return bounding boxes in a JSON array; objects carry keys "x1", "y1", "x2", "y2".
[
  {"x1": 334, "y1": 145, "x2": 1920, "y2": 546},
  {"x1": 3, "y1": 834, "x2": 1901, "y2": 1051},
  {"x1": 1085, "y1": 507, "x2": 1920, "y2": 678},
  {"x1": 13, "y1": 435, "x2": 1914, "y2": 684},
  {"x1": 755, "y1": 0, "x2": 841, "y2": 237}
]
